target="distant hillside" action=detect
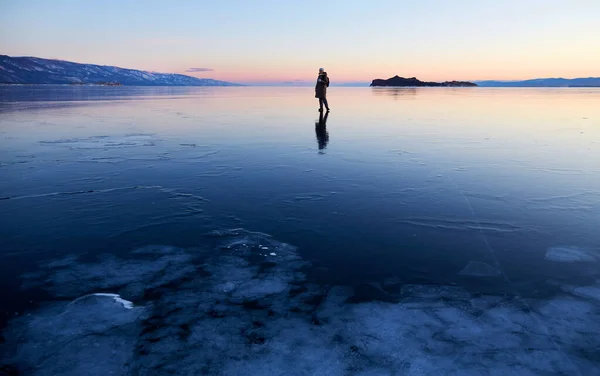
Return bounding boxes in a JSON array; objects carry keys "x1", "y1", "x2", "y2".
[
  {"x1": 0, "y1": 55, "x2": 240, "y2": 86},
  {"x1": 475, "y1": 77, "x2": 600, "y2": 87},
  {"x1": 371, "y1": 76, "x2": 477, "y2": 87}
]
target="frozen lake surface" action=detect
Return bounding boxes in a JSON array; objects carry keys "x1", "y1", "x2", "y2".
[{"x1": 1, "y1": 86, "x2": 599, "y2": 375}]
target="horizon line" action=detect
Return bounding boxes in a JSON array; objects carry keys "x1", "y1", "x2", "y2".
[{"x1": 2, "y1": 54, "x2": 599, "y2": 85}]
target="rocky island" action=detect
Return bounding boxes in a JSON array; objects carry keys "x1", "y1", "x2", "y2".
[{"x1": 371, "y1": 75, "x2": 477, "y2": 87}]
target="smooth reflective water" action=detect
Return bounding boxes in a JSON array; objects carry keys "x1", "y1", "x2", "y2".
[{"x1": 1, "y1": 86, "x2": 599, "y2": 375}]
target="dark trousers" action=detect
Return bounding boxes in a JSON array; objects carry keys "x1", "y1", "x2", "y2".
[{"x1": 319, "y1": 97, "x2": 329, "y2": 110}]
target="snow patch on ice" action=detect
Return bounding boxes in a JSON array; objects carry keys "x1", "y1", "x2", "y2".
[{"x1": 545, "y1": 246, "x2": 597, "y2": 262}]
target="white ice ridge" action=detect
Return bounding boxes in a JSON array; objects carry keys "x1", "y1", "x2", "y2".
[
  {"x1": 65, "y1": 293, "x2": 135, "y2": 311},
  {"x1": 91, "y1": 293, "x2": 134, "y2": 309},
  {"x1": 545, "y1": 246, "x2": 597, "y2": 263}
]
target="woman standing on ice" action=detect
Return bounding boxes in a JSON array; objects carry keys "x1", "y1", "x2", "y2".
[{"x1": 315, "y1": 68, "x2": 330, "y2": 112}]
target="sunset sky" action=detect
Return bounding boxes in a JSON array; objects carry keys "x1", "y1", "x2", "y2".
[{"x1": 1, "y1": 0, "x2": 599, "y2": 85}]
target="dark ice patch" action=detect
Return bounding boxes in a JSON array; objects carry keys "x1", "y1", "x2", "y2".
[{"x1": 458, "y1": 261, "x2": 502, "y2": 277}]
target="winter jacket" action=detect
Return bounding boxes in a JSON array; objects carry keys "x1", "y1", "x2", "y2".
[{"x1": 315, "y1": 72, "x2": 329, "y2": 98}]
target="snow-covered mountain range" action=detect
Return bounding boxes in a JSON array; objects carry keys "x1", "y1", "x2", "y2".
[
  {"x1": 475, "y1": 77, "x2": 600, "y2": 87},
  {"x1": 0, "y1": 55, "x2": 240, "y2": 86}
]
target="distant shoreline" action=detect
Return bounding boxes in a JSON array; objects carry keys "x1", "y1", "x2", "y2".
[
  {"x1": 2, "y1": 83, "x2": 600, "y2": 88},
  {"x1": 0, "y1": 83, "x2": 240, "y2": 87}
]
